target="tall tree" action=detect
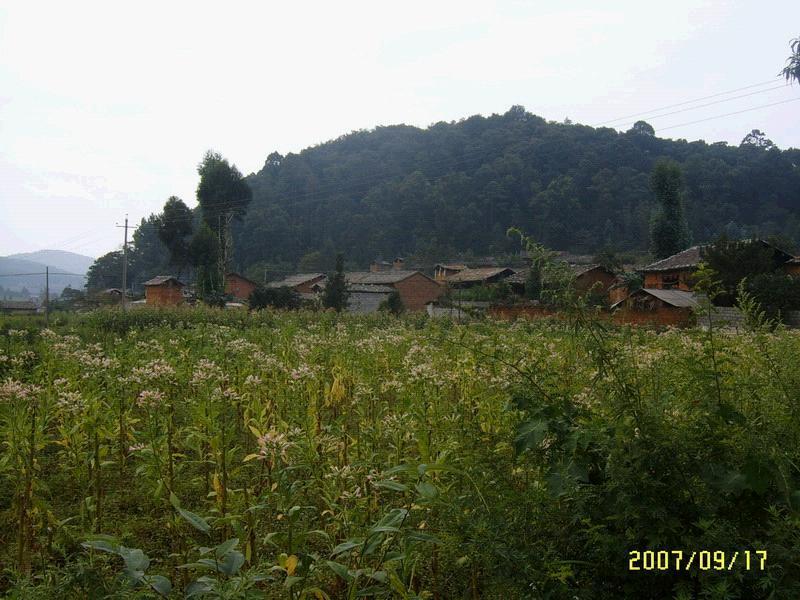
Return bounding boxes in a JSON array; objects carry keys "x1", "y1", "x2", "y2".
[
  {"x1": 322, "y1": 253, "x2": 349, "y2": 312},
  {"x1": 649, "y1": 159, "x2": 691, "y2": 259},
  {"x1": 740, "y1": 129, "x2": 774, "y2": 149},
  {"x1": 157, "y1": 196, "x2": 194, "y2": 278},
  {"x1": 196, "y1": 150, "x2": 252, "y2": 280},
  {"x1": 189, "y1": 223, "x2": 223, "y2": 302},
  {"x1": 781, "y1": 36, "x2": 800, "y2": 84}
]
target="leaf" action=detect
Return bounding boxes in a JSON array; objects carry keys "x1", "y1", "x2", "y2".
[
  {"x1": 185, "y1": 577, "x2": 214, "y2": 597},
  {"x1": 284, "y1": 575, "x2": 303, "y2": 589},
  {"x1": 406, "y1": 531, "x2": 442, "y2": 545},
  {"x1": 120, "y1": 547, "x2": 150, "y2": 573},
  {"x1": 145, "y1": 575, "x2": 172, "y2": 598},
  {"x1": 331, "y1": 541, "x2": 361, "y2": 556},
  {"x1": 514, "y1": 419, "x2": 548, "y2": 454},
  {"x1": 243, "y1": 453, "x2": 261, "y2": 462},
  {"x1": 81, "y1": 539, "x2": 119, "y2": 555},
  {"x1": 326, "y1": 560, "x2": 352, "y2": 582},
  {"x1": 415, "y1": 481, "x2": 438, "y2": 500},
  {"x1": 218, "y1": 550, "x2": 245, "y2": 576},
  {"x1": 177, "y1": 507, "x2": 211, "y2": 534},
  {"x1": 285, "y1": 554, "x2": 299, "y2": 575},
  {"x1": 215, "y1": 538, "x2": 239, "y2": 559},
  {"x1": 169, "y1": 492, "x2": 181, "y2": 509},
  {"x1": 374, "y1": 480, "x2": 408, "y2": 492}
]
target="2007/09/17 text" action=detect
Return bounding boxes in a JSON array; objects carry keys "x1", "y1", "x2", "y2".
[{"x1": 629, "y1": 550, "x2": 767, "y2": 571}]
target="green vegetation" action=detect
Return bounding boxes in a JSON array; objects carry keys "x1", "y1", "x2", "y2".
[
  {"x1": 2, "y1": 280, "x2": 800, "y2": 598},
  {"x1": 649, "y1": 159, "x2": 691, "y2": 259}
]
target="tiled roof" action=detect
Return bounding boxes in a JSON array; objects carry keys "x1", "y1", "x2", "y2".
[
  {"x1": 0, "y1": 300, "x2": 38, "y2": 310},
  {"x1": 611, "y1": 288, "x2": 700, "y2": 309},
  {"x1": 266, "y1": 273, "x2": 325, "y2": 288},
  {"x1": 226, "y1": 272, "x2": 258, "y2": 285},
  {"x1": 445, "y1": 267, "x2": 515, "y2": 283},
  {"x1": 348, "y1": 284, "x2": 394, "y2": 293},
  {"x1": 143, "y1": 276, "x2": 184, "y2": 286},
  {"x1": 346, "y1": 270, "x2": 425, "y2": 285},
  {"x1": 641, "y1": 247, "x2": 703, "y2": 272}
]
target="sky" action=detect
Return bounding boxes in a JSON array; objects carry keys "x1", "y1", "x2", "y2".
[{"x1": 1, "y1": 0, "x2": 799, "y2": 258}]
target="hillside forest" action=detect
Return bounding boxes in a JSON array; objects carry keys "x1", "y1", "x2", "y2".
[{"x1": 87, "y1": 107, "x2": 800, "y2": 291}]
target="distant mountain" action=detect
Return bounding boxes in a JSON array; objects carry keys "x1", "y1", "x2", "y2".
[
  {"x1": 0, "y1": 250, "x2": 93, "y2": 298},
  {"x1": 7, "y1": 250, "x2": 95, "y2": 275}
]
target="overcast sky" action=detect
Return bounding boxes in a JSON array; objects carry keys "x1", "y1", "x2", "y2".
[{"x1": 1, "y1": 0, "x2": 798, "y2": 258}]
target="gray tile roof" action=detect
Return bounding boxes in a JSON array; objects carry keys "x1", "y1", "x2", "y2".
[
  {"x1": 641, "y1": 246, "x2": 703, "y2": 272},
  {"x1": 345, "y1": 270, "x2": 424, "y2": 285},
  {"x1": 612, "y1": 288, "x2": 700, "y2": 309},
  {"x1": 143, "y1": 276, "x2": 184, "y2": 286},
  {"x1": 445, "y1": 267, "x2": 515, "y2": 284},
  {"x1": 265, "y1": 273, "x2": 325, "y2": 288}
]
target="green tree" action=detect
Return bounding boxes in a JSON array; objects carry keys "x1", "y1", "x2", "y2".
[
  {"x1": 627, "y1": 120, "x2": 655, "y2": 136},
  {"x1": 249, "y1": 286, "x2": 301, "y2": 310},
  {"x1": 649, "y1": 159, "x2": 690, "y2": 259},
  {"x1": 781, "y1": 36, "x2": 800, "y2": 84},
  {"x1": 703, "y1": 236, "x2": 786, "y2": 305},
  {"x1": 379, "y1": 290, "x2": 404, "y2": 315},
  {"x1": 322, "y1": 254, "x2": 349, "y2": 312},
  {"x1": 740, "y1": 129, "x2": 774, "y2": 149},
  {"x1": 524, "y1": 264, "x2": 542, "y2": 301},
  {"x1": 196, "y1": 150, "x2": 252, "y2": 278},
  {"x1": 157, "y1": 196, "x2": 194, "y2": 278},
  {"x1": 189, "y1": 223, "x2": 223, "y2": 301}
]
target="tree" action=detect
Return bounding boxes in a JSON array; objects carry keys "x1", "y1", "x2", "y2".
[
  {"x1": 649, "y1": 159, "x2": 690, "y2": 259},
  {"x1": 702, "y1": 236, "x2": 781, "y2": 305},
  {"x1": 379, "y1": 290, "x2": 404, "y2": 315},
  {"x1": 524, "y1": 264, "x2": 542, "y2": 301},
  {"x1": 740, "y1": 129, "x2": 774, "y2": 149},
  {"x1": 189, "y1": 223, "x2": 223, "y2": 301},
  {"x1": 249, "y1": 286, "x2": 301, "y2": 310},
  {"x1": 322, "y1": 254, "x2": 349, "y2": 312},
  {"x1": 86, "y1": 251, "x2": 124, "y2": 292},
  {"x1": 196, "y1": 150, "x2": 252, "y2": 278},
  {"x1": 781, "y1": 36, "x2": 800, "y2": 84},
  {"x1": 157, "y1": 196, "x2": 194, "y2": 277},
  {"x1": 627, "y1": 120, "x2": 655, "y2": 136}
]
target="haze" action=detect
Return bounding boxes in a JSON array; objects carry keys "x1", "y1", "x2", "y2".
[{"x1": 1, "y1": 0, "x2": 798, "y2": 257}]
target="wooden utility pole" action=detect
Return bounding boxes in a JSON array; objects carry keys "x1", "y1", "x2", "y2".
[
  {"x1": 45, "y1": 266, "x2": 49, "y2": 327},
  {"x1": 117, "y1": 216, "x2": 130, "y2": 309}
]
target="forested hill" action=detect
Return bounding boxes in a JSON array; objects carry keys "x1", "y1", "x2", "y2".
[{"x1": 234, "y1": 105, "x2": 800, "y2": 272}]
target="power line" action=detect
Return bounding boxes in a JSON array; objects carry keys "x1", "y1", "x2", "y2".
[
  {"x1": 656, "y1": 97, "x2": 800, "y2": 133},
  {"x1": 594, "y1": 77, "x2": 783, "y2": 126},
  {"x1": 0, "y1": 272, "x2": 87, "y2": 277},
  {"x1": 612, "y1": 84, "x2": 789, "y2": 129}
]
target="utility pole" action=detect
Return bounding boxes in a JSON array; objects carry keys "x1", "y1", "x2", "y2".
[
  {"x1": 45, "y1": 266, "x2": 49, "y2": 327},
  {"x1": 117, "y1": 216, "x2": 130, "y2": 309}
]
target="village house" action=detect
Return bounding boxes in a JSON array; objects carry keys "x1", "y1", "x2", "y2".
[
  {"x1": 505, "y1": 264, "x2": 616, "y2": 298},
  {"x1": 433, "y1": 263, "x2": 467, "y2": 281},
  {"x1": 785, "y1": 257, "x2": 800, "y2": 277},
  {"x1": 346, "y1": 284, "x2": 394, "y2": 313},
  {"x1": 225, "y1": 272, "x2": 258, "y2": 301},
  {"x1": 266, "y1": 273, "x2": 327, "y2": 294},
  {"x1": 370, "y1": 257, "x2": 406, "y2": 272},
  {"x1": 641, "y1": 241, "x2": 796, "y2": 291},
  {"x1": 345, "y1": 270, "x2": 443, "y2": 311},
  {"x1": 0, "y1": 300, "x2": 38, "y2": 315},
  {"x1": 445, "y1": 267, "x2": 516, "y2": 288},
  {"x1": 143, "y1": 276, "x2": 185, "y2": 306},
  {"x1": 611, "y1": 288, "x2": 699, "y2": 327}
]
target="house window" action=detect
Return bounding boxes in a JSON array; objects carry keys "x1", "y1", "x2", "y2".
[{"x1": 661, "y1": 273, "x2": 679, "y2": 289}]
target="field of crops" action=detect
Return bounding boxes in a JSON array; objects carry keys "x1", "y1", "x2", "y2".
[{"x1": 2, "y1": 308, "x2": 800, "y2": 599}]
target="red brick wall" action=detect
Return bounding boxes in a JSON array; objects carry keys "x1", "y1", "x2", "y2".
[
  {"x1": 612, "y1": 306, "x2": 692, "y2": 327},
  {"x1": 393, "y1": 273, "x2": 444, "y2": 311},
  {"x1": 225, "y1": 274, "x2": 257, "y2": 300},
  {"x1": 145, "y1": 283, "x2": 184, "y2": 306},
  {"x1": 643, "y1": 269, "x2": 694, "y2": 290},
  {"x1": 784, "y1": 263, "x2": 800, "y2": 277}
]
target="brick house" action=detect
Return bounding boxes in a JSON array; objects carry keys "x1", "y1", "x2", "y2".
[
  {"x1": 143, "y1": 276, "x2": 185, "y2": 306},
  {"x1": 346, "y1": 270, "x2": 443, "y2": 311},
  {"x1": 506, "y1": 264, "x2": 616, "y2": 298},
  {"x1": 641, "y1": 241, "x2": 796, "y2": 291},
  {"x1": 434, "y1": 263, "x2": 467, "y2": 281},
  {"x1": 266, "y1": 273, "x2": 327, "y2": 294},
  {"x1": 785, "y1": 257, "x2": 800, "y2": 277},
  {"x1": 370, "y1": 258, "x2": 406, "y2": 272},
  {"x1": 225, "y1": 272, "x2": 258, "y2": 301},
  {"x1": 445, "y1": 267, "x2": 516, "y2": 288},
  {"x1": 611, "y1": 288, "x2": 699, "y2": 327}
]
